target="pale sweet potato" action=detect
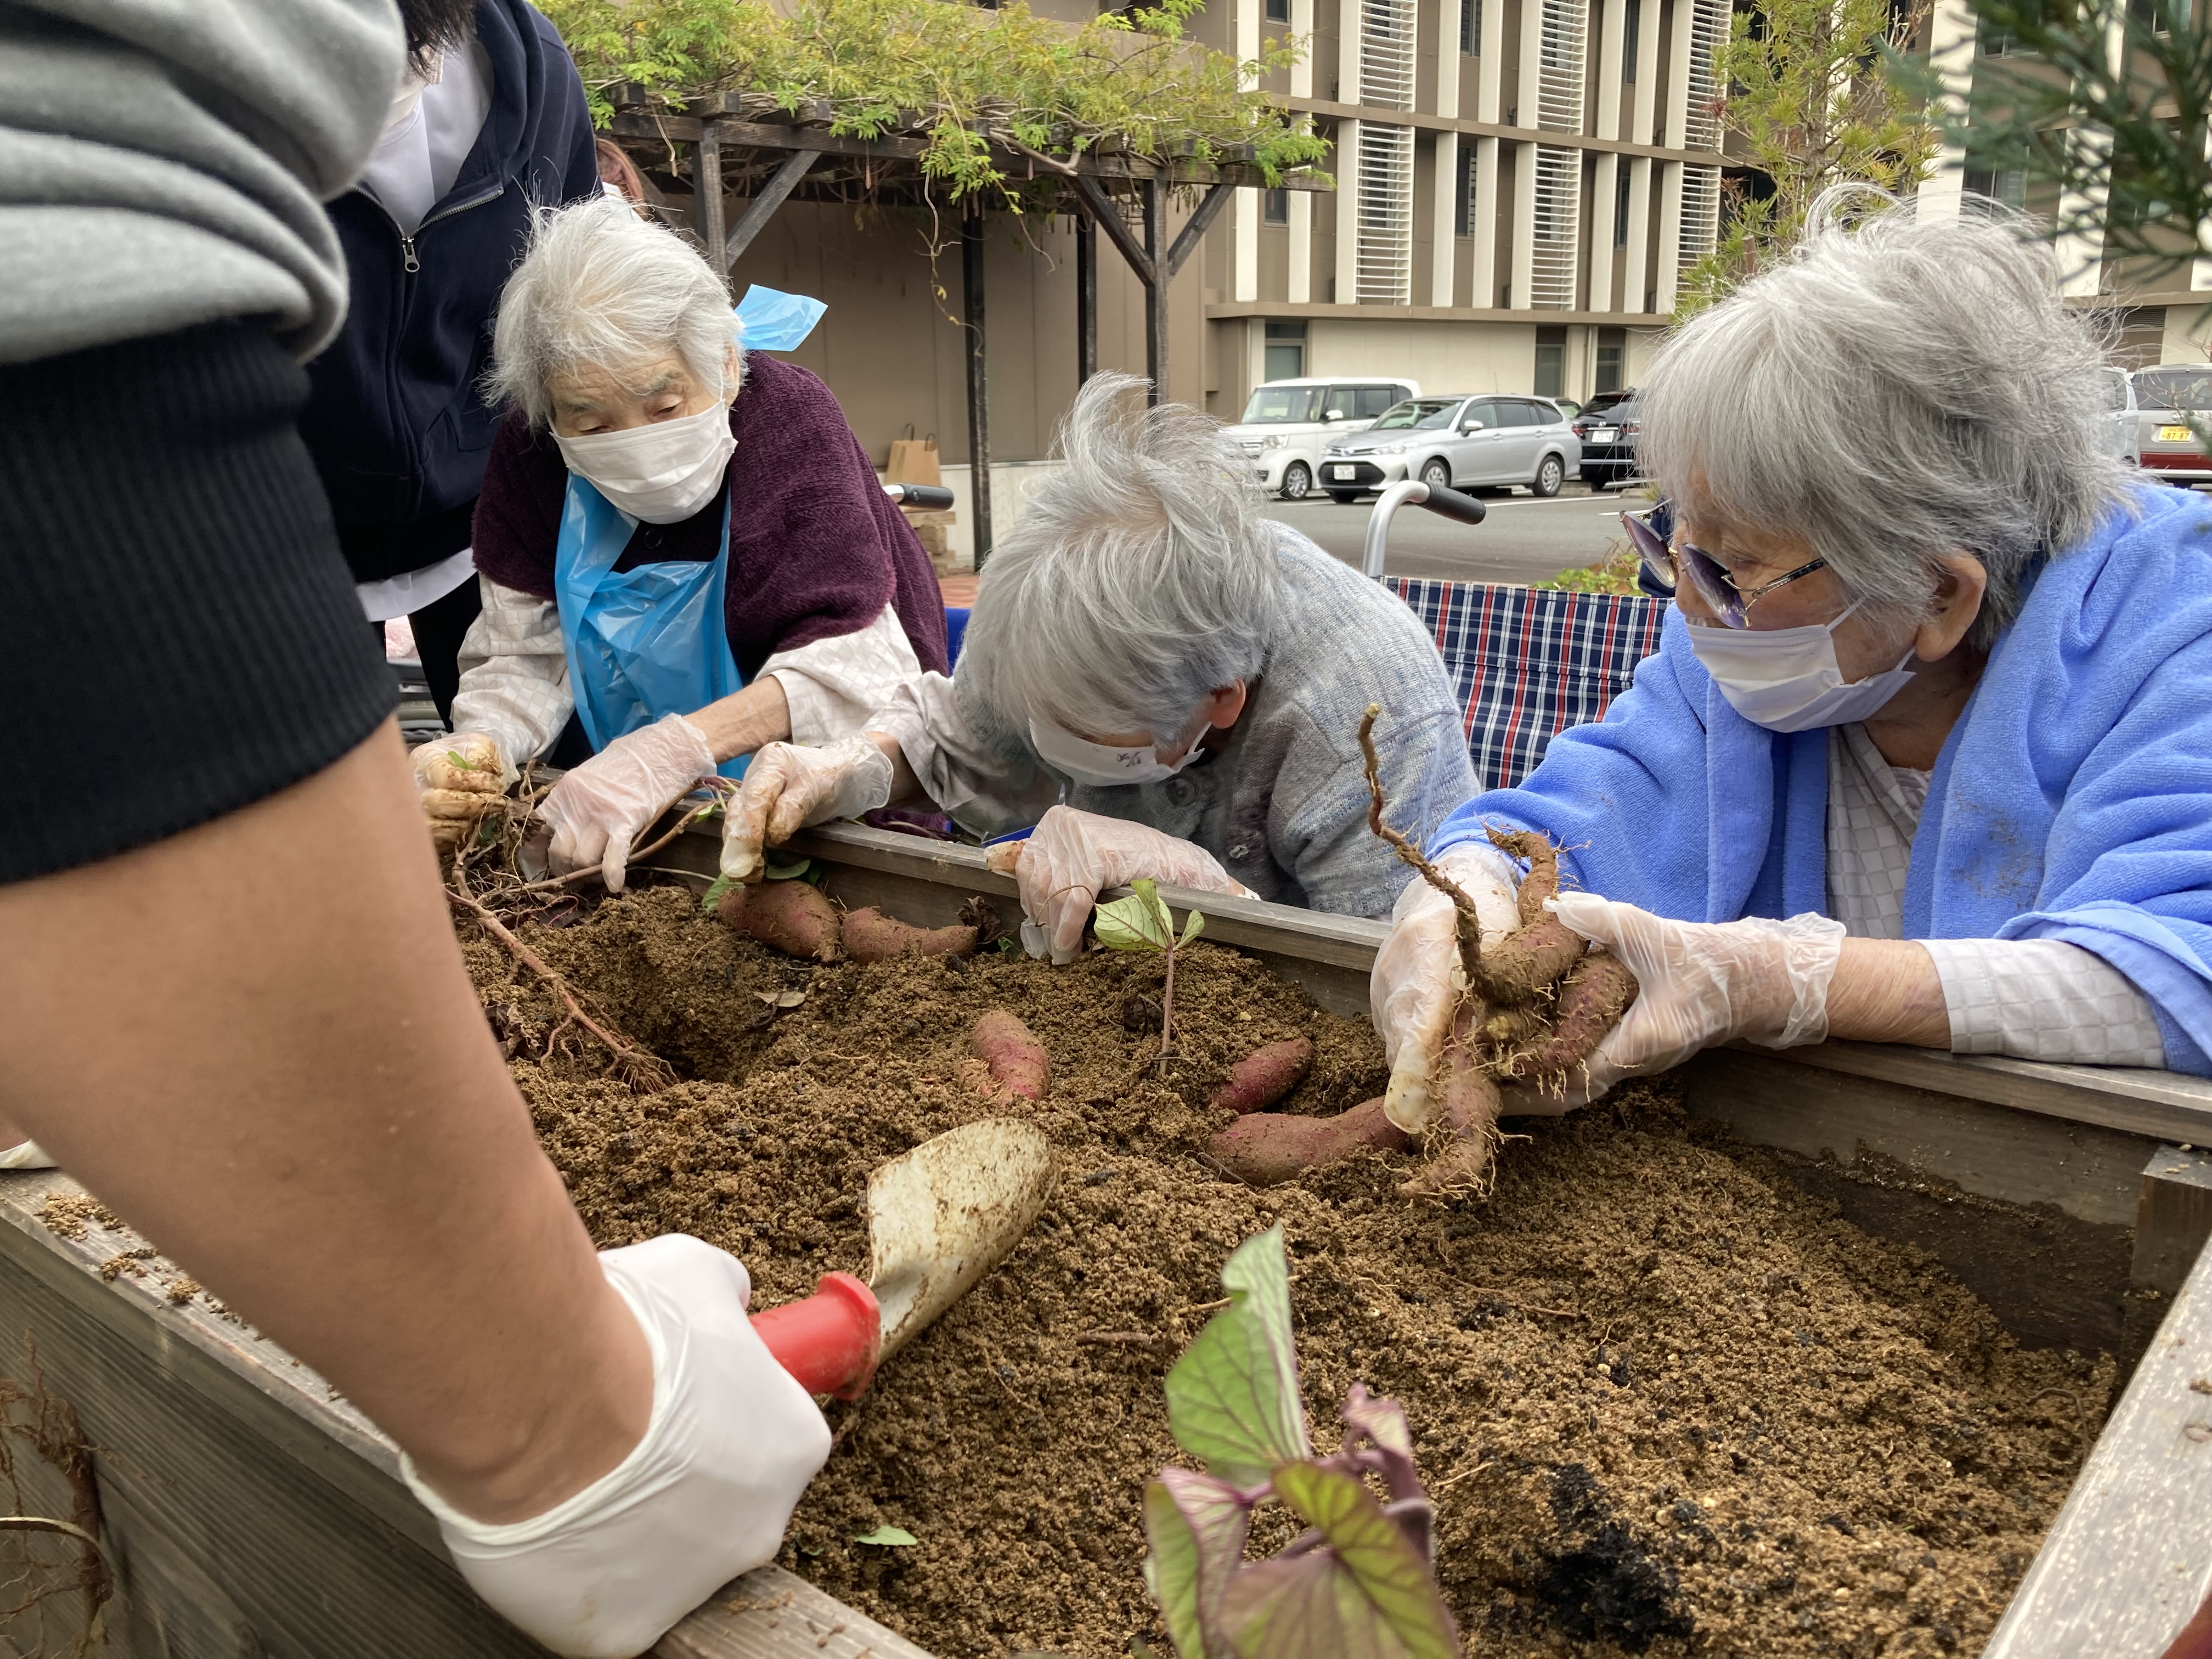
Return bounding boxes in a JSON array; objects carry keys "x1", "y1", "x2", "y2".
[
  {"x1": 1208, "y1": 1037, "x2": 1314, "y2": 1116},
  {"x1": 716, "y1": 879, "x2": 842, "y2": 962},
  {"x1": 840, "y1": 906, "x2": 978, "y2": 964},
  {"x1": 959, "y1": 1008, "x2": 1049, "y2": 1104},
  {"x1": 1207, "y1": 1097, "x2": 1408, "y2": 1186},
  {"x1": 1398, "y1": 1049, "x2": 1504, "y2": 1200}
]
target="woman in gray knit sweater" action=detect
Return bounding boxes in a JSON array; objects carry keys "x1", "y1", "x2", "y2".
[{"x1": 723, "y1": 373, "x2": 1476, "y2": 960}]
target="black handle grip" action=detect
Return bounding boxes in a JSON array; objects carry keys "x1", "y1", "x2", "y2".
[
  {"x1": 1417, "y1": 483, "x2": 1487, "y2": 526},
  {"x1": 885, "y1": 483, "x2": 955, "y2": 510}
]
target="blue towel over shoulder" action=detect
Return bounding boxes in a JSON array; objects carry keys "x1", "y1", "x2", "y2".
[{"x1": 1431, "y1": 483, "x2": 2212, "y2": 1075}]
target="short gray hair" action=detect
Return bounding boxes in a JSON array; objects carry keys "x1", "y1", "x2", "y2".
[
  {"x1": 962, "y1": 373, "x2": 1285, "y2": 740},
  {"x1": 1638, "y1": 187, "x2": 2133, "y2": 650},
  {"x1": 487, "y1": 195, "x2": 743, "y2": 427}
]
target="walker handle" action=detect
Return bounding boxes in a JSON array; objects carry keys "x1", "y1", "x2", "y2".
[
  {"x1": 883, "y1": 483, "x2": 955, "y2": 510},
  {"x1": 749, "y1": 1272, "x2": 883, "y2": 1401}
]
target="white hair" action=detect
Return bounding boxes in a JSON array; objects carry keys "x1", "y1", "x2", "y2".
[
  {"x1": 487, "y1": 195, "x2": 743, "y2": 427},
  {"x1": 962, "y1": 373, "x2": 1286, "y2": 740},
  {"x1": 1638, "y1": 187, "x2": 2134, "y2": 650}
]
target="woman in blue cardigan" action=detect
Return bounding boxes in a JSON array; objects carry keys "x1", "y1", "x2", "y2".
[{"x1": 1373, "y1": 189, "x2": 2212, "y2": 1136}]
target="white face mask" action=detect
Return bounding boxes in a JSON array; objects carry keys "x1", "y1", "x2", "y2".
[
  {"x1": 554, "y1": 404, "x2": 735, "y2": 524},
  {"x1": 1686, "y1": 599, "x2": 1918, "y2": 732},
  {"x1": 1029, "y1": 718, "x2": 1206, "y2": 788}
]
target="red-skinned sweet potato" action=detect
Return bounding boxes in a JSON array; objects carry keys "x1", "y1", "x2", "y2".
[
  {"x1": 1208, "y1": 1096, "x2": 1408, "y2": 1186},
  {"x1": 959, "y1": 1009, "x2": 1049, "y2": 1104},
  {"x1": 840, "y1": 907, "x2": 979, "y2": 964},
  {"x1": 716, "y1": 880, "x2": 842, "y2": 962},
  {"x1": 1467, "y1": 827, "x2": 1587, "y2": 1006},
  {"x1": 1209, "y1": 1037, "x2": 1314, "y2": 1116},
  {"x1": 1492, "y1": 953, "x2": 1639, "y2": 1085},
  {"x1": 1398, "y1": 1047, "x2": 1504, "y2": 1199}
]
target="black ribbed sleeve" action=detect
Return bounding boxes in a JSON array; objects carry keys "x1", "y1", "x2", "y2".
[{"x1": 0, "y1": 322, "x2": 396, "y2": 884}]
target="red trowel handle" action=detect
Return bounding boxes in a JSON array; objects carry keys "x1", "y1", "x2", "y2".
[{"x1": 751, "y1": 1272, "x2": 882, "y2": 1401}]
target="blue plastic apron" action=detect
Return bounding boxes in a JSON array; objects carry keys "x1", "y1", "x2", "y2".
[{"x1": 552, "y1": 475, "x2": 750, "y2": 779}]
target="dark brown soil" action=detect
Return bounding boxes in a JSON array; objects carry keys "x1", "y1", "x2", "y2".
[{"x1": 461, "y1": 885, "x2": 2112, "y2": 1659}]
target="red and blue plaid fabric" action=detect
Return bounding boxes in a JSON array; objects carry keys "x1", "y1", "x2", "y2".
[{"x1": 1384, "y1": 578, "x2": 1668, "y2": 791}]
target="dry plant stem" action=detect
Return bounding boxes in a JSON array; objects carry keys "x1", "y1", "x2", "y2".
[
  {"x1": 444, "y1": 887, "x2": 675, "y2": 1092},
  {"x1": 1157, "y1": 941, "x2": 1177, "y2": 1080},
  {"x1": 1357, "y1": 704, "x2": 1486, "y2": 992}
]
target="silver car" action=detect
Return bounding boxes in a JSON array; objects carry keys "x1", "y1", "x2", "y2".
[
  {"x1": 2131, "y1": 364, "x2": 2212, "y2": 486},
  {"x1": 1318, "y1": 394, "x2": 1581, "y2": 501}
]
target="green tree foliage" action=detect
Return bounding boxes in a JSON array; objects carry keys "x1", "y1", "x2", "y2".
[
  {"x1": 542, "y1": 0, "x2": 1330, "y2": 204},
  {"x1": 1678, "y1": 0, "x2": 1941, "y2": 314},
  {"x1": 1898, "y1": 0, "x2": 2212, "y2": 285}
]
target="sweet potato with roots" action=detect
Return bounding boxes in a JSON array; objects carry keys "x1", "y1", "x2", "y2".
[
  {"x1": 716, "y1": 879, "x2": 842, "y2": 962},
  {"x1": 1352, "y1": 703, "x2": 1644, "y2": 1199},
  {"x1": 1492, "y1": 953, "x2": 1640, "y2": 1086},
  {"x1": 1209, "y1": 1037, "x2": 1314, "y2": 1115},
  {"x1": 960, "y1": 1009, "x2": 1049, "y2": 1105},
  {"x1": 840, "y1": 907, "x2": 978, "y2": 964},
  {"x1": 1208, "y1": 1097, "x2": 1408, "y2": 1186}
]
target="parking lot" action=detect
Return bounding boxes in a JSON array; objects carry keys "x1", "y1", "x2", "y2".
[{"x1": 1274, "y1": 480, "x2": 1645, "y2": 585}]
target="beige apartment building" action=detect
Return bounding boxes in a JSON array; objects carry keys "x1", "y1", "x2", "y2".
[{"x1": 1185, "y1": 0, "x2": 1734, "y2": 417}]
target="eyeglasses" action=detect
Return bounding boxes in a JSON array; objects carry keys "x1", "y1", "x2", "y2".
[{"x1": 1622, "y1": 500, "x2": 1828, "y2": 629}]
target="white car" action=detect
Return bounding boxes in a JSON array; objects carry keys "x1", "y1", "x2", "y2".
[
  {"x1": 1221, "y1": 377, "x2": 1420, "y2": 501},
  {"x1": 1318, "y1": 394, "x2": 1582, "y2": 500}
]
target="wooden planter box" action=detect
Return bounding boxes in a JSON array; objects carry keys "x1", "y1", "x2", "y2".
[{"x1": 2, "y1": 821, "x2": 2208, "y2": 1656}]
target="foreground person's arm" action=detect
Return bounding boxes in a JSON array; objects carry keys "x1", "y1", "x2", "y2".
[{"x1": 0, "y1": 727, "x2": 827, "y2": 1655}]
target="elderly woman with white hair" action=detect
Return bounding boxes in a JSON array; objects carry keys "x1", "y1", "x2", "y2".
[
  {"x1": 413, "y1": 195, "x2": 946, "y2": 885},
  {"x1": 719, "y1": 373, "x2": 1477, "y2": 955},
  {"x1": 1373, "y1": 190, "x2": 2212, "y2": 1139}
]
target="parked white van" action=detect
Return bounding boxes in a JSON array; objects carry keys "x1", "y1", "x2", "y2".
[{"x1": 1221, "y1": 376, "x2": 1421, "y2": 501}]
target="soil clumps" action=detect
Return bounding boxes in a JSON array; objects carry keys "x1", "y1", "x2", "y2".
[{"x1": 462, "y1": 886, "x2": 2111, "y2": 1659}]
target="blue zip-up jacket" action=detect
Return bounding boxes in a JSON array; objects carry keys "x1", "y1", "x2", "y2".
[{"x1": 300, "y1": 0, "x2": 599, "y2": 583}]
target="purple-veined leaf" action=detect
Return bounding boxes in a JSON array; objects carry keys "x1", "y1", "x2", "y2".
[
  {"x1": 1165, "y1": 1226, "x2": 1311, "y2": 1485},
  {"x1": 1143, "y1": 1468, "x2": 1254, "y2": 1658},
  {"x1": 1341, "y1": 1383, "x2": 1426, "y2": 1506},
  {"x1": 1216, "y1": 1464, "x2": 1458, "y2": 1659}
]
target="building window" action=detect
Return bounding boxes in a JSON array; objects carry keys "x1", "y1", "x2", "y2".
[
  {"x1": 1264, "y1": 319, "x2": 1307, "y2": 381},
  {"x1": 1455, "y1": 144, "x2": 1476, "y2": 237},
  {"x1": 2128, "y1": 0, "x2": 2171, "y2": 31},
  {"x1": 1534, "y1": 325, "x2": 1567, "y2": 397},
  {"x1": 1595, "y1": 326, "x2": 1626, "y2": 393},
  {"x1": 1263, "y1": 188, "x2": 1290, "y2": 224},
  {"x1": 1462, "y1": 0, "x2": 1480, "y2": 53},
  {"x1": 1963, "y1": 166, "x2": 2028, "y2": 211},
  {"x1": 1978, "y1": 22, "x2": 2015, "y2": 53},
  {"x1": 1613, "y1": 163, "x2": 1631, "y2": 245},
  {"x1": 1267, "y1": 0, "x2": 1290, "y2": 21},
  {"x1": 1623, "y1": 0, "x2": 1640, "y2": 80}
]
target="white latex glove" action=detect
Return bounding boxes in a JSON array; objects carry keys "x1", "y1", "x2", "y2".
[
  {"x1": 719, "y1": 736, "x2": 895, "y2": 882},
  {"x1": 413, "y1": 732, "x2": 511, "y2": 855},
  {"x1": 538, "y1": 714, "x2": 716, "y2": 894},
  {"x1": 1516, "y1": 893, "x2": 1848, "y2": 1109},
  {"x1": 1001, "y1": 805, "x2": 1256, "y2": 965},
  {"x1": 1368, "y1": 843, "x2": 1522, "y2": 1134},
  {"x1": 402, "y1": 1235, "x2": 831, "y2": 1659}
]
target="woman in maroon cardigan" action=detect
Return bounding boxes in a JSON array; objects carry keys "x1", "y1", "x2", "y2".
[{"x1": 414, "y1": 196, "x2": 946, "y2": 888}]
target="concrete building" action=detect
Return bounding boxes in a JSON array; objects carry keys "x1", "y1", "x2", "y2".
[
  {"x1": 1917, "y1": 0, "x2": 2212, "y2": 369},
  {"x1": 1187, "y1": 0, "x2": 1733, "y2": 418}
]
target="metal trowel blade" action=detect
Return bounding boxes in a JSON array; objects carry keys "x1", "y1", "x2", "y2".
[{"x1": 866, "y1": 1118, "x2": 1055, "y2": 1362}]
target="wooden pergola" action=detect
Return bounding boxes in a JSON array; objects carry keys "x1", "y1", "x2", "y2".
[{"x1": 605, "y1": 91, "x2": 1329, "y2": 563}]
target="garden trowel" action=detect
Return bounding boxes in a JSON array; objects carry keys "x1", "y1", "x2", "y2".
[{"x1": 749, "y1": 1119, "x2": 1055, "y2": 1400}]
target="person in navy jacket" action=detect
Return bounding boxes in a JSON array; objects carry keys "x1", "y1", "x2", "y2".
[{"x1": 297, "y1": 0, "x2": 601, "y2": 722}]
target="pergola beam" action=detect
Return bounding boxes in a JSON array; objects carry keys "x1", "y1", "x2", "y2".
[{"x1": 723, "y1": 148, "x2": 818, "y2": 268}]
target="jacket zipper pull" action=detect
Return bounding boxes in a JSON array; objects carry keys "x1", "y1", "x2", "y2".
[{"x1": 400, "y1": 234, "x2": 420, "y2": 274}]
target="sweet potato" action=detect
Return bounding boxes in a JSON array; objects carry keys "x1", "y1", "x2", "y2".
[
  {"x1": 1207, "y1": 1097, "x2": 1408, "y2": 1187},
  {"x1": 840, "y1": 907, "x2": 978, "y2": 964},
  {"x1": 959, "y1": 1009, "x2": 1049, "y2": 1104},
  {"x1": 716, "y1": 879, "x2": 842, "y2": 962},
  {"x1": 1209, "y1": 1037, "x2": 1314, "y2": 1116},
  {"x1": 1398, "y1": 1050, "x2": 1503, "y2": 1200},
  {"x1": 1460, "y1": 826, "x2": 1587, "y2": 1005},
  {"x1": 1492, "y1": 953, "x2": 1639, "y2": 1085}
]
